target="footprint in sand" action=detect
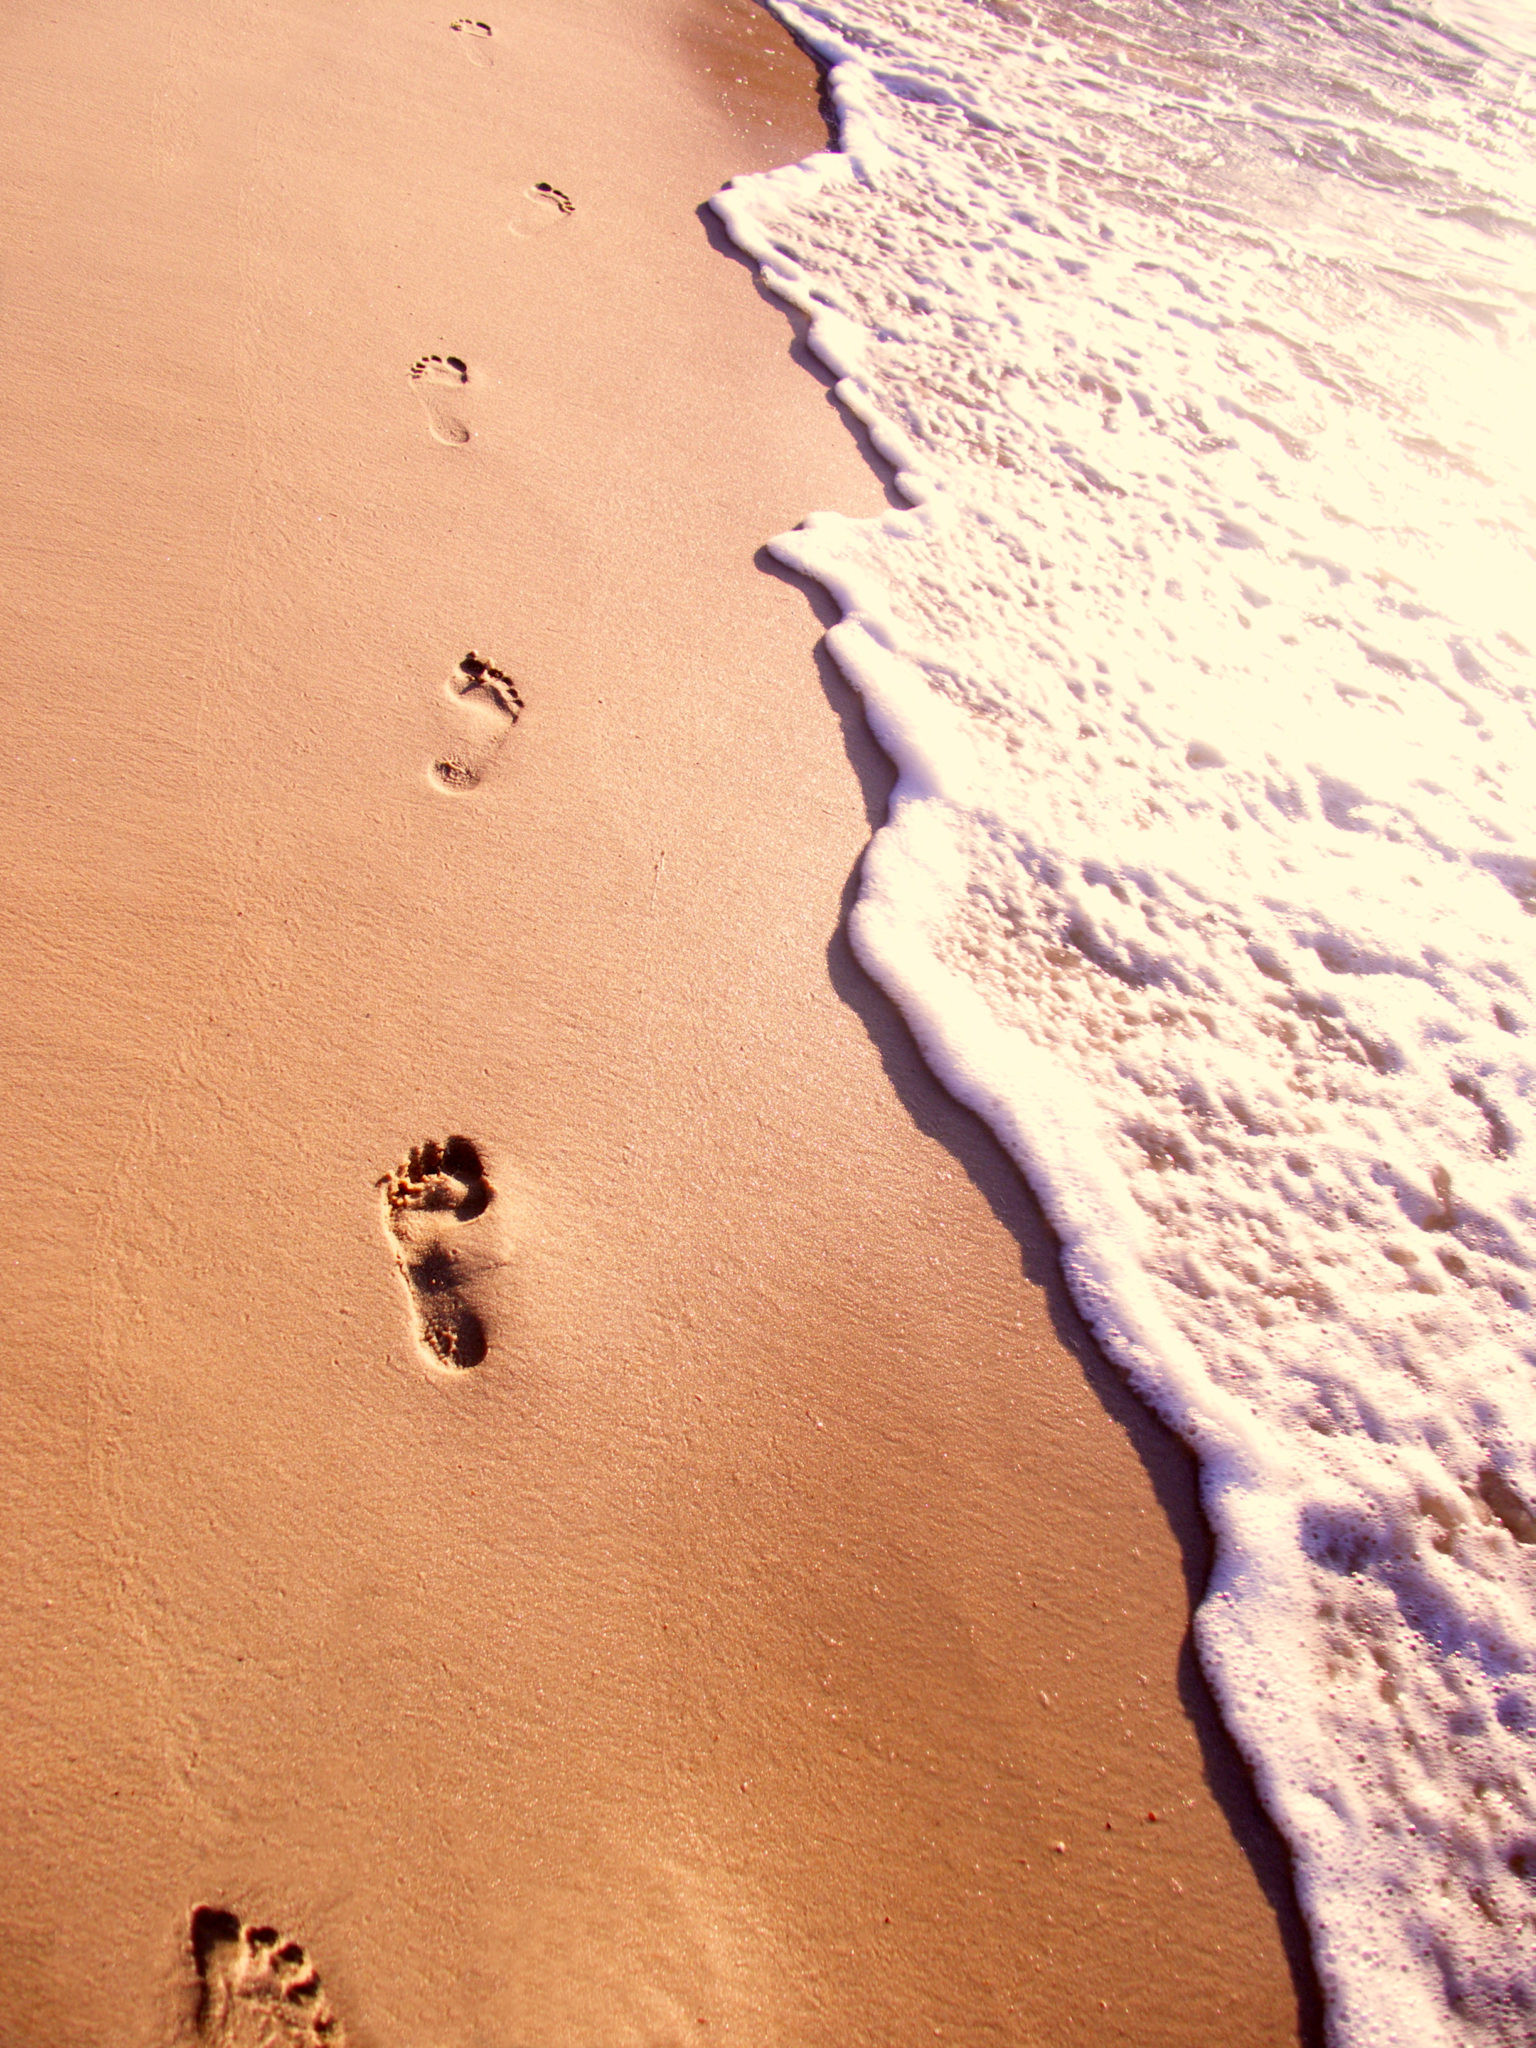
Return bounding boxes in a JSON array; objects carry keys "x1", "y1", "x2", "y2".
[
  {"x1": 433, "y1": 650, "x2": 524, "y2": 793},
  {"x1": 510, "y1": 182, "x2": 575, "y2": 235},
  {"x1": 189, "y1": 1908, "x2": 342, "y2": 2047},
  {"x1": 409, "y1": 354, "x2": 472, "y2": 445},
  {"x1": 451, "y1": 17, "x2": 493, "y2": 65},
  {"x1": 380, "y1": 1136, "x2": 496, "y2": 1370}
]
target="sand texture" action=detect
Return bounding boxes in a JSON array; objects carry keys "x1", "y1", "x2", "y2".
[{"x1": 0, "y1": 0, "x2": 1314, "y2": 2041}]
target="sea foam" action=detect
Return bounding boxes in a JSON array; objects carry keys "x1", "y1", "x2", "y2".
[{"x1": 714, "y1": 0, "x2": 1536, "y2": 2039}]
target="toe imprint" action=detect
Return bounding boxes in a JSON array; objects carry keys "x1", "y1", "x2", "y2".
[
  {"x1": 409, "y1": 356, "x2": 472, "y2": 445},
  {"x1": 385, "y1": 1136, "x2": 494, "y2": 1220},
  {"x1": 380, "y1": 1138, "x2": 496, "y2": 1370},
  {"x1": 454, "y1": 650, "x2": 523, "y2": 720},
  {"x1": 512, "y1": 183, "x2": 575, "y2": 234},
  {"x1": 451, "y1": 18, "x2": 493, "y2": 65},
  {"x1": 190, "y1": 1907, "x2": 343, "y2": 2047},
  {"x1": 411, "y1": 355, "x2": 468, "y2": 386}
]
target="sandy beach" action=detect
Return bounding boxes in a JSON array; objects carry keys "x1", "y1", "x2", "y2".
[{"x1": 1, "y1": 1, "x2": 1317, "y2": 2041}]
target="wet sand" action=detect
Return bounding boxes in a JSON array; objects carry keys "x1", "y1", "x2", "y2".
[{"x1": 0, "y1": 0, "x2": 1315, "y2": 2041}]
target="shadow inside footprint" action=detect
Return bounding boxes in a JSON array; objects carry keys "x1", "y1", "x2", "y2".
[
  {"x1": 190, "y1": 1907, "x2": 342, "y2": 2046},
  {"x1": 434, "y1": 651, "x2": 524, "y2": 793},
  {"x1": 404, "y1": 1248, "x2": 489, "y2": 1368},
  {"x1": 379, "y1": 1137, "x2": 497, "y2": 1370},
  {"x1": 409, "y1": 355, "x2": 471, "y2": 445}
]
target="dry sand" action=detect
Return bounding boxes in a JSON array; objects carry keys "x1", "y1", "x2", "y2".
[{"x1": 0, "y1": 0, "x2": 1317, "y2": 2041}]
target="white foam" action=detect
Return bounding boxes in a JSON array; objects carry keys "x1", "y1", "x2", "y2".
[{"x1": 716, "y1": 0, "x2": 1536, "y2": 2039}]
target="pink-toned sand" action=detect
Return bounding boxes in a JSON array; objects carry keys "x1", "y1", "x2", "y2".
[{"x1": 0, "y1": 1, "x2": 1314, "y2": 2040}]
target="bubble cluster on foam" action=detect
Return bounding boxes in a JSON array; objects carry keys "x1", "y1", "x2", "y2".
[{"x1": 715, "y1": 0, "x2": 1536, "y2": 2040}]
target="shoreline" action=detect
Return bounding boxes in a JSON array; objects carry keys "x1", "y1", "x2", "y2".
[{"x1": 0, "y1": 1, "x2": 1316, "y2": 2040}]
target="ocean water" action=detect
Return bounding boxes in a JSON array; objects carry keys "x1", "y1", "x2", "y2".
[{"x1": 713, "y1": 0, "x2": 1536, "y2": 2040}]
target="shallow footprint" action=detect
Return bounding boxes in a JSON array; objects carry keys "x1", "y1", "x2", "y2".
[
  {"x1": 380, "y1": 1137, "x2": 496, "y2": 1370},
  {"x1": 189, "y1": 1908, "x2": 342, "y2": 2047},
  {"x1": 510, "y1": 182, "x2": 575, "y2": 236},
  {"x1": 451, "y1": 17, "x2": 493, "y2": 65},
  {"x1": 434, "y1": 651, "x2": 524, "y2": 793},
  {"x1": 409, "y1": 355, "x2": 471, "y2": 446}
]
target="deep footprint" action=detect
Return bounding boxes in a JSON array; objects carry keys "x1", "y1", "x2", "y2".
[
  {"x1": 434, "y1": 651, "x2": 524, "y2": 792},
  {"x1": 409, "y1": 355, "x2": 471, "y2": 445},
  {"x1": 450, "y1": 17, "x2": 493, "y2": 64},
  {"x1": 380, "y1": 1137, "x2": 495, "y2": 1369},
  {"x1": 189, "y1": 1907, "x2": 342, "y2": 2047}
]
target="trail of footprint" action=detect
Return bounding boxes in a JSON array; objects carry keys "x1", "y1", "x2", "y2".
[
  {"x1": 510, "y1": 182, "x2": 575, "y2": 236},
  {"x1": 409, "y1": 355, "x2": 472, "y2": 446},
  {"x1": 451, "y1": 17, "x2": 493, "y2": 65},
  {"x1": 379, "y1": 1137, "x2": 495, "y2": 1370},
  {"x1": 434, "y1": 651, "x2": 524, "y2": 793},
  {"x1": 189, "y1": 1908, "x2": 342, "y2": 2047}
]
